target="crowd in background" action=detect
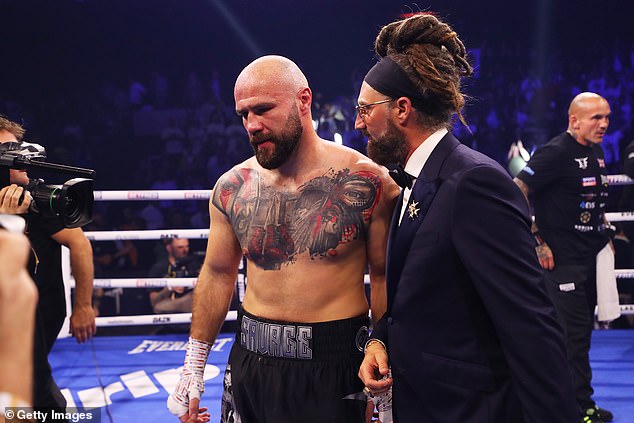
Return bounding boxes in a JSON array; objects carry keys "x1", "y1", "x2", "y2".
[{"x1": 2, "y1": 38, "x2": 634, "y2": 319}]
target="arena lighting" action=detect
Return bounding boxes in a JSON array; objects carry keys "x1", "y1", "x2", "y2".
[
  {"x1": 333, "y1": 132, "x2": 343, "y2": 145},
  {"x1": 208, "y1": 0, "x2": 263, "y2": 56}
]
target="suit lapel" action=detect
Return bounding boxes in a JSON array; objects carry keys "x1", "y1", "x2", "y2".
[
  {"x1": 385, "y1": 134, "x2": 461, "y2": 308},
  {"x1": 386, "y1": 179, "x2": 439, "y2": 304},
  {"x1": 385, "y1": 190, "x2": 403, "y2": 299}
]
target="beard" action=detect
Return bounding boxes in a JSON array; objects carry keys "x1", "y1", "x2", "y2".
[
  {"x1": 365, "y1": 119, "x2": 409, "y2": 166},
  {"x1": 250, "y1": 107, "x2": 303, "y2": 170}
]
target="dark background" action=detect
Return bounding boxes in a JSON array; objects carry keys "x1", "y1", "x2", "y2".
[
  {"x1": 2, "y1": 0, "x2": 632, "y2": 104},
  {"x1": 2, "y1": 0, "x2": 634, "y2": 187}
]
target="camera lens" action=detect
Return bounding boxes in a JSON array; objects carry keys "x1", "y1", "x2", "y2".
[{"x1": 28, "y1": 178, "x2": 94, "y2": 228}]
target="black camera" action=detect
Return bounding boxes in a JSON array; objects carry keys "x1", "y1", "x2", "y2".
[
  {"x1": 173, "y1": 255, "x2": 202, "y2": 278},
  {"x1": 0, "y1": 141, "x2": 95, "y2": 228},
  {"x1": 24, "y1": 177, "x2": 94, "y2": 228}
]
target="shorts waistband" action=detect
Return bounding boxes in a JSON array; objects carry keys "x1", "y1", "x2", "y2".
[{"x1": 236, "y1": 307, "x2": 369, "y2": 361}]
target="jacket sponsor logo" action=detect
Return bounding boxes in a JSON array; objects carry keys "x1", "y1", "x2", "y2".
[
  {"x1": 575, "y1": 157, "x2": 589, "y2": 169},
  {"x1": 574, "y1": 224, "x2": 594, "y2": 232},
  {"x1": 579, "y1": 211, "x2": 592, "y2": 224},
  {"x1": 579, "y1": 201, "x2": 595, "y2": 209},
  {"x1": 582, "y1": 177, "x2": 596, "y2": 187}
]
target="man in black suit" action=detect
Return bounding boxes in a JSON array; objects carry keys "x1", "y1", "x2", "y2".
[{"x1": 356, "y1": 13, "x2": 578, "y2": 422}]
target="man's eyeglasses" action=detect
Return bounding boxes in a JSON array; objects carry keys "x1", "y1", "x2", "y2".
[{"x1": 355, "y1": 98, "x2": 393, "y2": 118}]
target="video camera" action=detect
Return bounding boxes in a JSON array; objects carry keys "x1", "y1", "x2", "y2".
[
  {"x1": 0, "y1": 141, "x2": 95, "y2": 228},
  {"x1": 172, "y1": 254, "x2": 202, "y2": 278}
]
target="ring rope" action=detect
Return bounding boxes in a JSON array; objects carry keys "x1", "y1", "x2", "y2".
[
  {"x1": 604, "y1": 211, "x2": 634, "y2": 222},
  {"x1": 84, "y1": 229, "x2": 208, "y2": 241},
  {"x1": 78, "y1": 272, "x2": 634, "y2": 289},
  {"x1": 95, "y1": 310, "x2": 237, "y2": 327},
  {"x1": 77, "y1": 273, "x2": 364, "y2": 289},
  {"x1": 89, "y1": 278, "x2": 198, "y2": 289},
  {"x1": 81, "y1": 183, "x2": 634, "y2": 329},
  {"x1": 90, "y1": 175, "x2": 634, "y2": 200},
  {"x1": 94, "y1": 190, "x2": 211, "y2": 201}
]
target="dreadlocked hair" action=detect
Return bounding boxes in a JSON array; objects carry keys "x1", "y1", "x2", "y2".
[{"x1": 374, "y1": 13, "x2": 473, "y2": 129}]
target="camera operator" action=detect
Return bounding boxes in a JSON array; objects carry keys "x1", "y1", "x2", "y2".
[
  {"x1": 148, "y1": 237, "x2": 199, "y2": 314},
  {"x1": 0, "y1": 116, "x2": 96, "y2": 413}
]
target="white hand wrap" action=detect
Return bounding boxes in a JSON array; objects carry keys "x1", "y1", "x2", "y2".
[
  {"x1": 166, "y1": 337, "x2": 212, "y2": 417},
  {"x1": 0, "y1": 391, "x2": 31, "y2": 417}
]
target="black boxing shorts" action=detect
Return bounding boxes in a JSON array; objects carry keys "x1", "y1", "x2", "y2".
[{"x1": 220, "y1": 307, "x2": 370, "y2": 423}]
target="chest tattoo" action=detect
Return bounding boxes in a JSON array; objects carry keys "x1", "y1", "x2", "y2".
[{"x1": 213, "y1": 168, "x2": 381, "y2": 270}]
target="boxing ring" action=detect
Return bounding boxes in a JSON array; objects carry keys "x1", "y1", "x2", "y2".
[{"x1": 48, "y1": 179, "x2": 634, "y2": 422}]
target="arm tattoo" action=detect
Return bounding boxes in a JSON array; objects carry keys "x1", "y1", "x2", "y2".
[{"x1": 212, "y1": 168, "x2": 382, "y2": 270}]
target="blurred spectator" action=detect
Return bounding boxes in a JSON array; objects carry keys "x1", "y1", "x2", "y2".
[
  {"x1": 150, "y1": 71, "x2": 169, "y2": 109},
  {"x1": 182, "y1": 71, "x2": 204, "y2": 108},
  {"x1": 128, "y1": 78, "x2": 147, "y2": 110},
  {"x1": 139, "y1": 202, "x2": 165, "y2": 230},
  {"x1": 148, "y1": 238, "x2": 200, "y2": 314}
]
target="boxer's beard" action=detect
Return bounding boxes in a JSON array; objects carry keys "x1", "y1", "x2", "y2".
[{"x1": 250, "y1": 108, "x2": 303, "y2": 170}]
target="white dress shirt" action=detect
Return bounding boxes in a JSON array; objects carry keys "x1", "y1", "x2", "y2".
[{"x1": 399, "y1": 128, "x2": 448, "y2": 224}]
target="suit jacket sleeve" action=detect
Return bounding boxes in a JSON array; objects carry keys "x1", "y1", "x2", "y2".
[
  {"x1": 451, "y1": 165, "x2": 576, "y2": 420},
  {"x1": 370, "y1": 314, "x2": 388, "y2": 346}
]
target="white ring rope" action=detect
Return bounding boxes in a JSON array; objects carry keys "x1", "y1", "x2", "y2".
[
  {"x1": 90, "y1": 175, "x2": 633, "y2": 201},
  {"x1": 81, "y1": 272, "x2": 634, "y2": 289},
  {"x1": 95, "y1": 310, "x2": 237, "y2": 327},
  {"x1": 604, "y1": 211, "x2": 634, "y2": 222},
  {"x1": 94, "y1": 190, "x2": 211, "y2": 201},
  {"x1": 615, "y1": 270, "x2": 634, "y2": 279},
  {"x1": 90, "y1": 175, "x2": 634, "y2": 199},
  {"x1": 84, "y1": 229, "x2": 208, "y2": 241},
  {"x1": 89, "y1": 278, "x2": 198, "y2": 289},
  {"x1": 80, "y1": 182, "x2": 634, "y2": 329},
  {"x1": 77, "y1": 273, "x2": 353, "y2": 289}
]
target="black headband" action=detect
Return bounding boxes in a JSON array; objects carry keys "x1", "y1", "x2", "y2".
[{"x1": 363, "y1": 57, "x2": 435, "y2": 114}]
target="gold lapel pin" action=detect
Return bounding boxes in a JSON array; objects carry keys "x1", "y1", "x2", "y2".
[{"x1": 408, "y1": 200, "x2": 420, "y2": 219}]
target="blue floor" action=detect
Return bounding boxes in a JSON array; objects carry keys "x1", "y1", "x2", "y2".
[
  {"x1": 590, "y1": 331, "x2": 634, "y2": 421},
  {"x1": 50, "y1": 330, "x2": 634, "y2": 422}
]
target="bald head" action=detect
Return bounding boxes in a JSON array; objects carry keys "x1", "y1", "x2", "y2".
[
  {"x1": 235, "y1": 55, "x2": 309, "y2": 97},
  {"x1": 567, "y1": 92, "x2": 610, "y2": 147},
  {"x1": 568, "y1": 92, "x2": 608, "y2": 117},
  {"x1": 234, "y1": 56, "x2": 315, "y2": 170}
]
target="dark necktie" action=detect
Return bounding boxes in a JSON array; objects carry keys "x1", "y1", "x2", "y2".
[{"x1": 386, "y1": 163, "x2": 414, "y2": 189}]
